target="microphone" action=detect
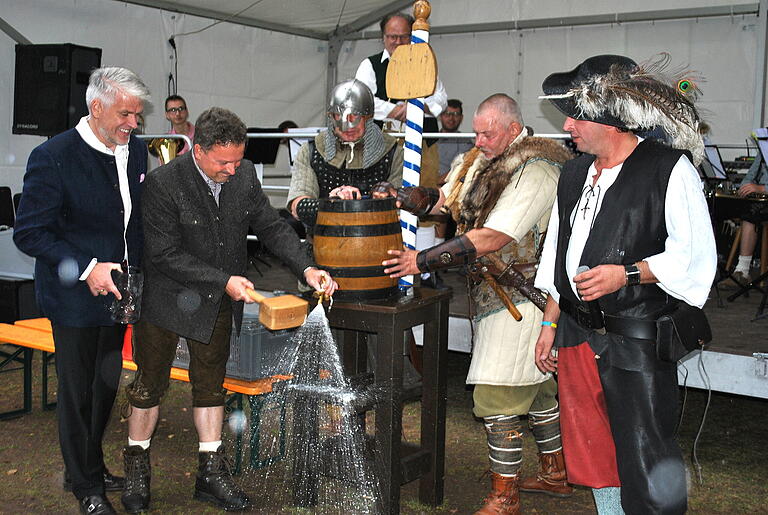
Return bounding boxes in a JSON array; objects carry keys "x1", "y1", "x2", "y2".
[{"x1": 575, "y1": 265, "x2": 606, "y2": 334}]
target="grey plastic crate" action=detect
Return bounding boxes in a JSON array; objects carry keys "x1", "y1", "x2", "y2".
[{"x1": 173, "y1": 313, "x2": 296, "y2": 381}]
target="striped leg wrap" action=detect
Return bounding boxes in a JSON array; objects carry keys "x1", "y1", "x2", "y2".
[
  {"x1": 483, "y1": 415, "x2": 522, "y2": 477},
  {"x1": 528, "y1": 402, "x2": 563, "y2": 454}
]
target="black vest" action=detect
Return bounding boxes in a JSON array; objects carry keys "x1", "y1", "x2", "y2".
[
  {"x1": 554, "y1": 139, "x2": 687, "y2": 319},
  {"x1": 367, "y1": 53, "x2": 438, "y2": 144},
  {"x1": 309, "y1": 141, "x2": 396, "y2": 198}
]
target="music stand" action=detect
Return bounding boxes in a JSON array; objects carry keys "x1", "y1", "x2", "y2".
[
  {"x1": 244, "y1": 128, "x2": 281, "y2": 165},
  {"x1": 701, "y1": 144, "x2": 727, "y2": 181},
  {"x1": 287, "y1": 127, "x2": 323, "y2": 167},
  {"x1": 705, "y1": 144, "x2": 740, "y2": 304}
]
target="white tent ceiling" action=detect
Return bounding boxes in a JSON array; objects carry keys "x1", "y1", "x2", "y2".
[
  {"x1": 115, "y1": 0, "x2": 759, "y2": 40},
  {"x1": 115, "y1": 0, "x2": 415, "y2": 39}
]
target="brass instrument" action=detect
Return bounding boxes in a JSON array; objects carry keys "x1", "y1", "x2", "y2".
[{"x1": 147, "y1": 137, "x2": 185, "y2": 165}]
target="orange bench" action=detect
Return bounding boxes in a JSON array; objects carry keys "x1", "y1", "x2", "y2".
[
  {"x1": 1, "y1": 319, "x2": 288, "y2": 413},
  {"x1": 0, "y1": 319, "x2": 290, "y2": 472}
]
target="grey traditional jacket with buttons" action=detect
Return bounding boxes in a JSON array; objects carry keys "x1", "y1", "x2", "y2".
[{"x1": 141, "y1": 152, "x2": 314, "y2": 343}]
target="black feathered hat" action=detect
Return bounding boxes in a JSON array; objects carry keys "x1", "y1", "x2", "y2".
[{"x1": 541, "y1": 53, "x2": 704, "y2": 164}]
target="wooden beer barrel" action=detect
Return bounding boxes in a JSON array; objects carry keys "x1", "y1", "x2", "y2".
[{"x1": 314, "y1": 197, "x2": 403, "y2": 301}]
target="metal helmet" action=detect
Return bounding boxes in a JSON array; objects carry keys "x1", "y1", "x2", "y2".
[{"x1": 328, "y1": 79, "x2": 374, "y2": 132}]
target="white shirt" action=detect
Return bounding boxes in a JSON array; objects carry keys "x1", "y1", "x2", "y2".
[
  {"x1": 535, "y1": 138, "x2": 716, "y2": 308},
  {"x1": 355, "y1": 49, "x2": 448, "y2": 122},
  {"x1": 75, "y1": 116, "x2": 132, "y2": 279}
]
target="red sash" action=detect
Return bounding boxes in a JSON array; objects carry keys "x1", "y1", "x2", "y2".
[{"x1": 557, "y1": 342, "x2": 620, "y2": 487}]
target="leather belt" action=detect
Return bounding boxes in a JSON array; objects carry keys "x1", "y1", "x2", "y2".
[{"x1": 560, "y1": 298, "x2": 657, "y2": 341}]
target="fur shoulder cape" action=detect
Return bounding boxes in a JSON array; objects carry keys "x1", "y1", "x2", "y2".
[{"x1": 459, "y1": 136, "x2": 573, "y2": 231}]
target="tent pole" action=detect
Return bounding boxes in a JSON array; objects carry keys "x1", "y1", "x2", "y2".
[
  {"x1": 754, "y1": 0, "x2": 768, "y2": 129},
  {"x1": 0, "y1": 15, "x2": 32, "y2": 44},
  {"x1": 326, "y1": 33, "x2": 342, "y2": 102}
]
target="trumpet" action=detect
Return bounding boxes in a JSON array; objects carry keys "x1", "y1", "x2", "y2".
[{"x1": 147, "y1": 137, "x2": 186, "y2": 165}]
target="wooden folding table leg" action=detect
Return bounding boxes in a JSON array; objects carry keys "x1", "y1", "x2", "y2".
[{"x1": 725, "y1": 224, "x2": 742, "y2": 271}]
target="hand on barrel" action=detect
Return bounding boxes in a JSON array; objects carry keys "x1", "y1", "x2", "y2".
[
  {"x1": 382, "y1": 248, "x2": 420, "y2": 277},
  {"x1": 371, "y1": 181, "x2": 397, "y2": 199},
  {"x1": 304, "y1": 267, "x2": 338, "y2": 297},
  {"x1": 226, "y1": 275, "x2": 256, "y2": 303},
  {"x1": 329, "y1": 185, "x2": 361, "y2": 200},
  {"x1": 738, "y1": 183, "x2": 766, "y2": 197},
  {"x1": 86, "y1": 262, "x2": 123, "y2": 299}
]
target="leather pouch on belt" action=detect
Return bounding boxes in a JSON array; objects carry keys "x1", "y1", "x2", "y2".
[{"x1": 656, "y1": 303, "x2": 712, "y2": 362}]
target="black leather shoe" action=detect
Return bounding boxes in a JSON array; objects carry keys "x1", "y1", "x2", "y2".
[
  {"x1": 79, "y1": 494, "x2": 117, "y2": 515},
  {"x1": 64, "y1": 468, "x2": 125, "y2": 492},
  {"x1": 121, "y1": 446, "x2": 151, "y2": 514},
  {"x1": 193, "y1": 445, "x2": 251, "y2": 511}
]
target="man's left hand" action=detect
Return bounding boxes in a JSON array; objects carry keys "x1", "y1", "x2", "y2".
[
  {"x1": 304, "y1": 268, "x2": 338, "y2": 297},
  {"x1": 574, "y1": 264, "x2": 625, "y2": 301},
  {"x1": 329, "y1": 185, "x2": 361, "y2": 200},
  {"x1": 738, "y1": 183, "x2": 766, "y2": 197},
  {"x1": 383, "y1": 248, "x2": 419, "y2": 277}
]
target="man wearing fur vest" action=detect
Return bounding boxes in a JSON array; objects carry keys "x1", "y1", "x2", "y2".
[{"x1": 383, "y1": 93, "x2": 573, "y2": 515}]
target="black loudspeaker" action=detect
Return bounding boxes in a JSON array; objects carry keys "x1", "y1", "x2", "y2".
[{"x1": 13, "y1": 44, "x2": 102, "y2": 137}]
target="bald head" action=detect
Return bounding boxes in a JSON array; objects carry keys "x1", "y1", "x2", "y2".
[
  {"x1": 473, "y1": 94, "x2": 525, "y2": 159},
  {"x1": 476, "y1": 94, "x2": 524, "y2": 127}
]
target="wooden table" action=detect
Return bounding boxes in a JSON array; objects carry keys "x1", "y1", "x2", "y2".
[{"x1": 325, "y1": 287, "x2": 451, "y2": 515}]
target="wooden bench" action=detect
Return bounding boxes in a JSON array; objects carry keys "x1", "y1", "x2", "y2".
[{"x1": 0, "y1": 319, "x2": 289, "y2": 473}]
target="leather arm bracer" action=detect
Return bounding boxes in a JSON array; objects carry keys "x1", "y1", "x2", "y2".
[
  {"x1": 416, "y1": 233, "x2": 477, "y2": 273},
  {"x1": 397, "y1": 186, "x2": 440, "y2": 216}
]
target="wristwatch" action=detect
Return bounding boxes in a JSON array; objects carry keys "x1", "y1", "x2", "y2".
[{"x1": 624, "y1": 264, "x2": 641, "y2": 287}]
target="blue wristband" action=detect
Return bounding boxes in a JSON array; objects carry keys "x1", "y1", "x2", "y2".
[{"x1": 541, "y1": 321, "x2": 558, "y2": 328}]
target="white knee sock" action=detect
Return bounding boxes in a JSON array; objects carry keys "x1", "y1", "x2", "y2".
[
  {"x1": 592, "y1": 487, "x2": 625, "y2": 514},
  {"x1": 199, "y1": 440, "x2": 222, "y2": 453},
  {"x1": 128, "y1": 438, "x2": 151, "y2": 450},
  {"x1": 735, "y1": 255, "x2": 752, "y2": 274}
]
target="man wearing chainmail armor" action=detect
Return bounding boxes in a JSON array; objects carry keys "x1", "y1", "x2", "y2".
[
  {"x1": 287, "y1": 79, "x2": 403, "y2": 227},
  {"x1": 383, "y1": 93, "x2": 573, "y2": 515}
]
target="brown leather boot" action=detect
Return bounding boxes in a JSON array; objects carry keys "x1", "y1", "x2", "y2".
[
  {"x1": 519, "y1": 450, "x2": 573, "y2": 497},
  {"x1": 474, "y1": 472, "x2": 520, "y2": 515}
]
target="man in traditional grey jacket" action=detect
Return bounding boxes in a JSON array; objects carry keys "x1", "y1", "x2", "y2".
[{"x1": 121, "y1": 107, "x2": 337, "y2": 513}]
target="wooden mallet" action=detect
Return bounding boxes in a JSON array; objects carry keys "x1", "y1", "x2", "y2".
[
  {"x1": 245, "y1": 288, "x2": 309, "y2": 331},
  {"x1": 385, "y1": 0, "x2": 438, "y2": 100}
]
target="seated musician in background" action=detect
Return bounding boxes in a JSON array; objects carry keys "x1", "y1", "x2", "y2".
[
  {"x1": 730, "y1": 145, "x2": 768, "y2": 284},
  {"x1": 287, "y1": 79, "x2": 403, "y2": 228}
]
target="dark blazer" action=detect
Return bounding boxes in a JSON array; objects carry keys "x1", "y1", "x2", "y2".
[
  {"x1": 141, "y1": 152, "x2": 313, "y2": 343},
  {"x1": 13, "y1": 128, "x2": 145, "y2": 327}
]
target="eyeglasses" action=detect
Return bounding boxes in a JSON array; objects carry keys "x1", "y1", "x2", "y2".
[
  {"x1": 166, "y1": 106, "x2": 187, "y2": 113},
  {"x1": 384, "y1": 34, "x2": 410, "y2": 42}
]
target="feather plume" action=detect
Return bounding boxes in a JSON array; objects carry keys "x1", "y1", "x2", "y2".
[{"x1": 570, "y1": 53, "x2": 705, "y2": 165}]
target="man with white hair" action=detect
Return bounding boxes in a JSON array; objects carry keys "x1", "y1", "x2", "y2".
[
  {"x1": 14, "y1": 66, "x2": 150, "y2": 515},
  {"x1": 384, "y1": 93, "x2": 573, "y2": 515}
]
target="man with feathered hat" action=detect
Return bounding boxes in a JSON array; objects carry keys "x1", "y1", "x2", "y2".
[
  {"x1": 534, "y1": 54, "x2": 717, "y2": 514},
  {"x1": 383, "y1": 93, "x2": 573, "y2": 515}
]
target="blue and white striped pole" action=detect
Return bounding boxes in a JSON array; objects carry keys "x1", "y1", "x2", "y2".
[{"x1": 398, "y1": 26, "x2": 431, "y2": 293}]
